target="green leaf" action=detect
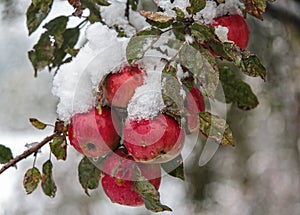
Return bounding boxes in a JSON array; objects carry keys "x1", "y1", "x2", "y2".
[
  {"x1": 50, "y1": 136, "x2": 67, "y2": 160},
  {"x1": 223, "y1": 43, "x2": 266, "y2": 80},
  {"x1": 43, "y1": 16, "x2": 69, "y2": 48},
  {"x1": 41, "y1": 160, "x2": 57, "y2": 198},
  {"x1": 199, "y1": 112, "x2": 234, "y2": 146},
  {"x1": 218, "y1": 66, "x2": 259, "y2": 110},
  {"x1": 94, "y1": 0, "x2": 110, "y2": 6},
  {"x1": 173, "y1": 7, "x2": 185, "y2": 20},
  {"x1": 28, "y1": 23, "x2": 79, "y2": 74},
  {"x1": 43, "y1": 16, "x2": 68, "y2": 33},
  {"x1": 172, "y1": 22, "x2": 186, "y2": 41},
  {"x1": 52, "y1": 27, "x2": 80, "y2": 67},
  {"x1": 187, "y1": 0, "x2": 206, "y2": 14},
  {"x1": 26, "y1": 0, "x2": 54, "y2": 35},
  {"x1": 78, "y1": 156, "x2": 101, "y2": 196},
  {"x1": 62, "y1": 28, "x2": 80, "y2": 49},
  {"x1": 191, "y1": 23, "x2": 216, "y2": 43},
  {"x1": 23, "y1": 167, "x2": 41, "y2": 194},
  {"x1": 82, "y1": 0, "x2": 108, "y2": 23},
  {"x1": 242, "y1": 55, "x2": 267, "y2": 80},
  {"x1": 137, "y1": 28, "x2": 163, "y2": 36},
  {"x1": 178, "y1": 43, "x2": 219, "y2": 98},
  {"x1": 208, "y1": 39, "x2": 232, "y2": 59},
  {"x1": 29, "y1": 118, "x2": 47, "y2": 130},
  {"x1": 161, "y1": 154, "x2": 184, "y2": 180},
  {"x1": 126, "y1": 35, "x2": 158, "y2": 64},
  {"x1": 28, "y1": 31, "x2": 56, "y2": 75},
  {"x1": 161, "y1": 64, "x2": 184, "y2": 124},
  {"x1": 129, "y1": 0, "x2": 139, "y2": 11},
  {"x1": 0, "y1": 144, "x2": 13, "y2": 164},
  {"x1": 134, "y1": 167, "x2": 172, "y2": 212}
]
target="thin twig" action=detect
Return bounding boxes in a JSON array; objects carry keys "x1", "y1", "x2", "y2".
[
  {"x1": 0, "y1": 133, "x2": 57, "y2": 175},
  {"x1": 125, "y1": 0, "x2": 130, "y2": 21}
]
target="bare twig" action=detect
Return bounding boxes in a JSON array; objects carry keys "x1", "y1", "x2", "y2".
[
  {"x1": 0, "y1": 133, "x2": 57, "y2": 175},
  {"x1": 125, "y1": 0, "x2": 130, "y2": 21}
]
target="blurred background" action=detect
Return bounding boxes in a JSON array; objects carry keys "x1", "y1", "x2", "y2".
[{"x1": 0, "y1": 0, "x2": 299, "y2": 214}]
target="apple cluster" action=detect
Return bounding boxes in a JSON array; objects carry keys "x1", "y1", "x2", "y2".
[
  {"x1": 67, "y1": 63, "x2": 205, "y2": 207},
  {"x1": 66, "y1": 12, "x2": 250, "y2": 208}
]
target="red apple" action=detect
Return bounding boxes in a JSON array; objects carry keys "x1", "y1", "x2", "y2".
[
  {"x1": 123, "y1": 113, "x2": 185, "y2": 163},
  {"x1": 103, "y1": 64, "x2": 144, "y2": 108},
  {"x1": 186, "y1": 86, "x2": 205, "y2": 133},
  {"x1": 68, "y1": 107, "x2": 120, "y2": 157},
  {"x1": 212, "y1": 14, "x2": 250, "y2": 49},
  {"x1": 101, "y1": 148, "x2": 161, "y2": 206}
]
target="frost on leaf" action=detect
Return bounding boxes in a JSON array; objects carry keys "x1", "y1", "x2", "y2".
[
  {"x1": 199, "y1": 112, "x2": 234, "y2": 147},
  {"x1": 178, "y1": 43, "x2": 219, "y2": 98},
  {"x1": 78, "y1": 156, "x2": 101, "y2": 196},
  {"x1": 126, "y1": 35, "x2": 159, "y2": 64},
  {"x1": 140, "y1": 11, "x2": 174, "y2": 28},
  {"x1": 161, "y1": 154, "x2": 184, "y2": 181},
  {"x1": 41, "y1": 160, "x2": 57, "y2": 198},
  {"x1": 161, "y1": 64, "x2": 184, "y2": 124},
  {"x1": 26, "y1": 0, "x2": 53, "y2": 35},
  {"x1": 134, "y1": 167, "x2": 172, "y2": 212},
  {"x1": 0, "y1": 144, "x2": 13, "y2": 164},
  {"x1": 23, "y1": 167, "x2": 41, "y2": 194}
]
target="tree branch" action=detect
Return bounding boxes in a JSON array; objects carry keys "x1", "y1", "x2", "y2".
[{"x1": 0, "y1": 133, "x2": 57, "y2": 175}]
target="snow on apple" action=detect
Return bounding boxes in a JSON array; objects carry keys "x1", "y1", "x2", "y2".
[
  {"x1": 195, "y1": 0, "x2": 244, "y2": 24},
  {"x1": 212, "y1": 14, "x2": 250, "y2": 49},
  {"x1": 214, "y1": 25, "x2": 229, "y2": 43},
  {"x1": 103, "y1": 64, "x2": 145, "y2": 108},
  {"x1": 52, "y1": 23, "x2": 128, "y2": 121},
  {"x1": 127, "y1": 58, "x2": 166, "y2": 120}
]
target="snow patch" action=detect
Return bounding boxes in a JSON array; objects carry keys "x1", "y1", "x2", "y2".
[
  {"x1": 157, "y1": 0, "x2": 244, "y2": 24},
  {"x1": 52, "y1": 23, "x2": 128, "y2": 121},
  {"x1": 100, "y1": 0, "x2": 149, "y2": 36},
  {"x1": 215, "y1": 25, "x2": 229, "y2": 42},
  {"x1": 157, "y1": 0, "x2": 190, "y2": 12},
  {"x1": 196, "y1": 0, "x2": 245, "y2": 24},
  {"x1": 127, "y1": 58, "x2": 166, "y2": 120}
]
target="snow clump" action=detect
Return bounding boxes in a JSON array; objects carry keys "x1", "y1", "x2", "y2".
[{"x1": 52, "y1": 23, "x2": 128, "y2": 121}]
